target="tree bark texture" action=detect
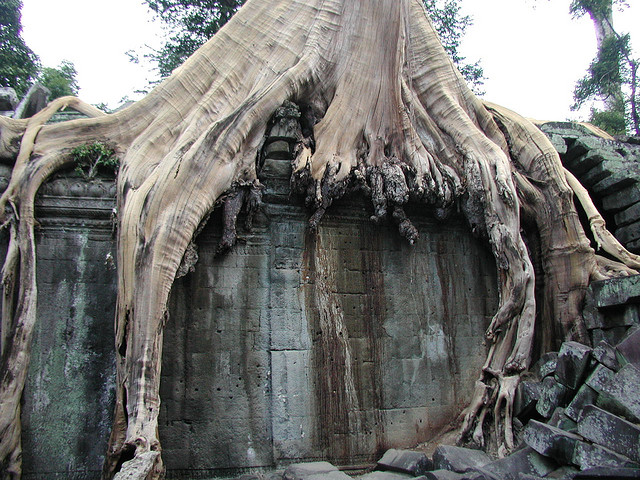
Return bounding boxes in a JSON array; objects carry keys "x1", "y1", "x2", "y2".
[{"x1": 0, "y1": 1, "x2": 639, "y2": 478}]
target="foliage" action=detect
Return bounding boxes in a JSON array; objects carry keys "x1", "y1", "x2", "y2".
[
  {"x1": 423, "y1": 0, "x2": 484, "y2": 91},
  {"x1": 569, "y1": 0, "x2": 639, "y2": 135},
  {"x1": 0, "y1": 0, "x2": 40, "y2": 96},
  {"x1": 38, "y1": 60, "x2": 79, "y2": 100},
  {"x1": 140, "y1": 0, "x2": 484, "y2": 89},
  {"x1": 71, "y1": 142, "x2": 120, "y2": 179}
]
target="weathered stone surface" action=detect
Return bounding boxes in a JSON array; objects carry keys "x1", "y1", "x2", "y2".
[
  {"x1": 596, "y1": 363, "x2": 640, "y2": 423},
  {"x1": 0, "y1": 87, "x2": 18, "y2": 111},
  {"x1": 13, "y1": 82, "x2": 50, "y2": 119},
  {"x1": 585, "y1": 364, "x2": 615, "y2": 394},
  {"x1": 546, "y1": 465, "x2": 579, "y2": 479},
  {"x1": 537, "y1": 376, "x2": 572, "y2": 419},
  {"x1": 602, "y1": 184, "x2": 640, "y2": 213},
  {"x1": 616, "y1": 221, "x2": 640, "y2": 245},
  {"x1": 432, "y1": 445, "x2": 493, "y2": 473},
  {"x1": 591, "y1": 341, "x2": 621, "y2": 372},
  {"x1": 534, "y1": 352, "x2": 559, "y2": 379},
  {"x1": 515, "y1": 381, "x2": 542, "y2": 419},
  {"x1": 556, "y1": 342, "x2": 592, "y2": 390},
  {"x1": 358, "y1": 472, "x2": 414, "y2": 480},
  {"x1": 524, "y1": 420, "x2": 582, "y2": 465},
  {"x1": 572, "y1": 441, "x2": 640, "y2": 470},
  {"x1": 377, "y1": 449, "x2": 432, "y2": 476},
  {"x1": 616, "y1": 202, "x2": 640, "y2": 228},
  {"x1": 617, "y1": 327, "x2": 640, "y2": 366},
  {"x1": 578, "y1": 405, "x2": 640, "y2": 463},
  {"x1": 573, "y1": 467, "x2": 640, "y2": 479},
  {"x1": 422, "y1": 470, "x2": 470, "y2": 480},
  {"x1": 565, "y1": 385, "x2": 598, "y2": 423},
  {"x1": 283, "y1": 462, "x2": 348, "y2": 480},
  {"x1": 549, "y1": 407, "x2": 578, "y2": 432},
  {"x1": 477, "y1": 447, "x2": 558, "y2": 480},
  {"x1": 583, "y1": 289, "x2": 605, "y2": 330},
  {"x1": 591, "y1": 275, "x2": 640, "y2": 308}
]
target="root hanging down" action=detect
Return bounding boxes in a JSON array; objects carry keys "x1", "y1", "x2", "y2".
[{"x1": 1, "y1": 0, "x2": 640, "y2": 478}]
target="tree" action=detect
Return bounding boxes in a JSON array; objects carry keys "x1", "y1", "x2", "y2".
[
  {"x1": 0, "y1": 0, "x2": 40, "y2": 97},
  {"x1": 0, "y1": 0, "x2": 638, "y2": 479},
  {"x1": 571, "y1": 0, "x2": 639, "y2": 135},
  {"x1": 142, "y1": 0, "x2": 484, "y2": 88},
  {"x1": 38, "y1": 60, "x2": 79, "y2": 101}
]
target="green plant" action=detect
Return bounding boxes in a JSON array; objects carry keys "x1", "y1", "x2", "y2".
[{"x1": 71, "y1": 142, "x2": 119, "y2": 179}]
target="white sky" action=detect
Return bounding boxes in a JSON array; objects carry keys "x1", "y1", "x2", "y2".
[{"x1": 20, "y1": 0, "x2": 640, "y2": 119}]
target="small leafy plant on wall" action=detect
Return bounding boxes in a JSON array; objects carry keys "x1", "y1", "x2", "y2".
[{"x1": 71, "y1": 142, "x2": 120, "y2": 179}]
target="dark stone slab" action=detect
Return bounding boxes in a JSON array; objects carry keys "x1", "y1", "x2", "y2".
[
  {"x1": 359, "y1": 472, "x2": 414, "y2": 480},
  {"x1": 546, "y1": 465, "x2": 580, "y2": 479},
  {"x1": 578, "y1": 405, "x2": 640, "y2": 463},
  {"x1": 13, "y1": 83, "x2": 50, "y2": 119},
  {"x1": 573, "y1": 467, "x2": 640, "y2": 479},
  {"x1": 617, "y1": 327, "x2": 640, "y2": 366},
  {"x1": 0, "y1": 87, "x2": 18, "y2": 111},
  {"x1": 537, "y1": 376, "x2": 572, "y2": 418},
  {"x1": 534, "y1": 352, "x2": 559, "y2": 379},
  {"x1": 591, "y1": 275, "x2": 640, "y2": 308},
  {"x1": 602, "y1": 185, "x2": 640, "y2": 213},
  {"x1": 617, "y1": 221, "x2": 640, "y2": 245},
  {"x1": 377, "y1": 449, "x2": 433, "y2": 476},
  {"x1": 476, "y1": 447, "x2": 558, "y2": 480},
  {"x1": 585, "y1": 364, "x2": 615, "y2": 394},
  {"x1": 283, "y1": 462, "x2": 349, "y2": 480},
  {"x1": 432, "y1": 445, "x2": 493, "y2": 473},
  {"x1": 422, "y1": 470, "x2": 473, "y2": 480},
  {"x1": 549, "y1": 407, "x2": 578, "y2": 432},
  {"x1": 616, "y1": 202, "x2": 640, "y2": 228},
  {"x1": 524, "y1": 420, "x2": 582, "y2": 465},
  {"x1": 565, "y1": 384, "x2": 598, "y2": 423},
  {"x1": 515, "y1": 381, "x2": 541, "y2": 419},
  {"x1": 572, "y1": 441, "x2": 640, "y2": 470},
  {"x1": 596, "y1": 363, "x2": 640, "y2": 423},
  {"x1": 556, "y1": 342, "x2": 592, "y2": 389},
  {"x1": 592, "y1": 341, "x2": 621, "y2": 371},
  {"x1": 583, "y1": 289, "x2": 605, "y2": 330}
]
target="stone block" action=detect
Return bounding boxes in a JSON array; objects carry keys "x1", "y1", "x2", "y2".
[
  {"x1": 616, "y1": 221, "x2": 640, "y2": 245},
  {"x1": 591, "y1": 172, "x2": 637, "y2": 196},
  {"x1": 578, "y1": 405, "x2": 640, "y2": 463},
  {"x1": 423, "y1": 470, "x2": 469, "y2": 480},
  {"x1": 546, "y1": 465, "x2": 579, "y2": 479},
  {"x1": 556, "y1": 342, "x2": 592, "y2": 389},
  {"x1": 572, "y1": 441, "x2": 640, "y2": 470},
  {"x1": 616, "y1": 202, "x2": 640, "y2": 228},
  {"x1": 515, "y1": 381, "x2": 541, "y2": 419},
  {"x1": 602, "y1": 185, "x2": 640, "y2": 213},
  {"x1": 617, "y1": 327, "x2": 640, "y2": 366},
  {"x1": 359, "y1": 472, "x2": 414, "y2": 480},
  {"x1": 377, "y1": 449, "x2": 433, "y2": 476},
  {"x1": 591, "y1": 275, "x2": 640, "y2": 308},
  {"x1": 549, "y1": 407, "x2": 578, "y2": 432},
  {"x1": 596, "y1": 363, "x2": 640, "y2": 423},
  {"x1": 283, "y1": 462, "x2": 349, "y2": 480},
  {"x1": 590, "y1": 326, "x2": 631, "y2": 347},
  {"x1": 534, "y1": 352, "x2": 558, "y2": 379},
  {"x1": 536, "y1": 376, "x2": 572, "y2": 419},
  {"x1": 573, "y1": 467, "x2": 640, "y2": 479},
  {"x1": 585, "y1": 364, "x2": 615, "y2": 394},
  {"x1": 591, "y1": 341, "x2": 621, "y2": 371},
  {"x1": 477, "y1": 447, "x2": 558, "y2": 480},
  {"x1": 0, "y1": 87, "x2": 17, "y2": 111},
  {"x1": 583, "y1": 289, "x2": 605, "y2": 330},
  {"x1": 565, "y1": 385, "x2": 598, "y2": 423},
  {"x1": 524, "y1": 420, "x2": 582, "y2": 465},
  {"x1": 431, "y1": 445, "x2": 493, "y2": 473}
]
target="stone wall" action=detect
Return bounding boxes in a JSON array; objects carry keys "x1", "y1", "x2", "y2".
[{"x1": 3, "y1": 156, "x2": 498, "y2": 479}]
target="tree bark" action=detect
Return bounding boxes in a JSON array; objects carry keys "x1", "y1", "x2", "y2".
[{"x1": 0, "y1": 0, "x2": 638, "y2": 478}]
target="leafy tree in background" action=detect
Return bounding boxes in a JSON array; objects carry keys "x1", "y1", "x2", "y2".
[
  {"x1": 570, "y1": 0, "x2": 639, "y2": 135},
  {"x1": 39, "y1": 60, "x2": 79, "y2": 100},
  {"x1": 0, "y1": 0, "x2": 40, "y2": 96},
  {"x1": 142, "y1": 0, "x2": 484, "y2": 89}
]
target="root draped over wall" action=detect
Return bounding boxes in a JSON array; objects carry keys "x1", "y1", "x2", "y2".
[{"x1": 1, "y1": 0, "x2": 639, "y2": 479}]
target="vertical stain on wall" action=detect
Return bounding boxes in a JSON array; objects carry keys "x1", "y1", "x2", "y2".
[{"x1": 303, "y1": 228, "x2": 362, "y2": 461}]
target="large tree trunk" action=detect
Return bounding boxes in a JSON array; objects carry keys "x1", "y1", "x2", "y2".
[{"x1": 1, "y1": 1, "x2": 639, "y2": 479}]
